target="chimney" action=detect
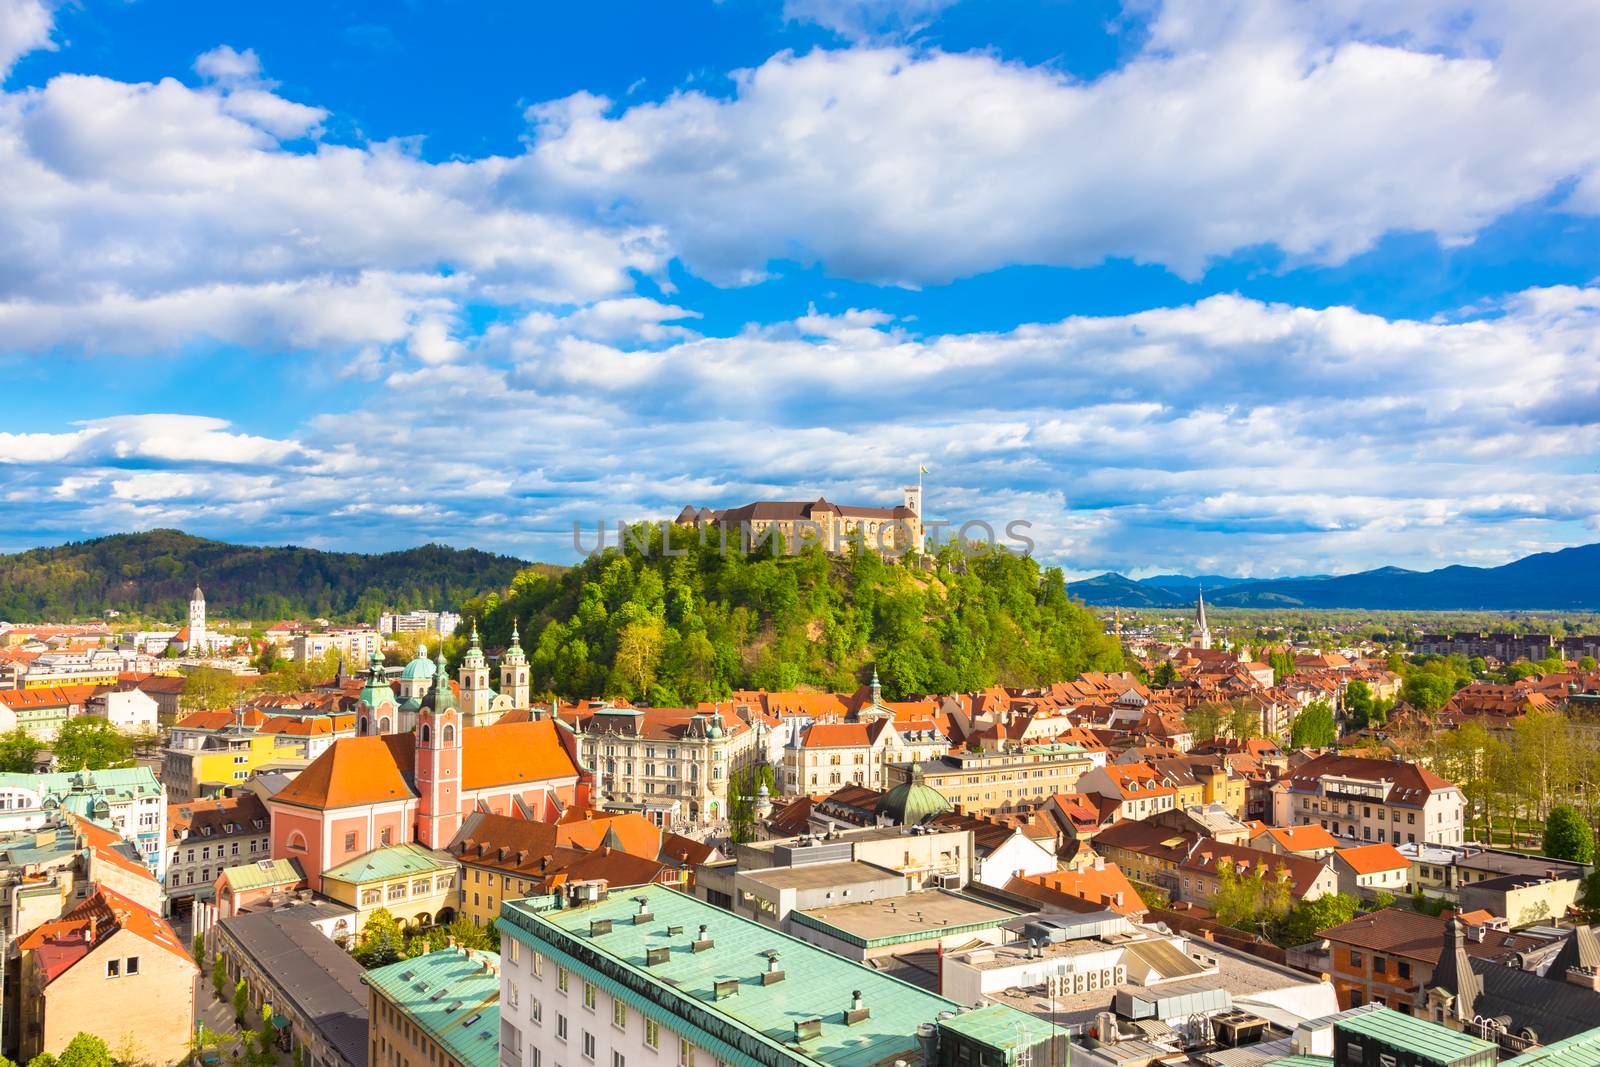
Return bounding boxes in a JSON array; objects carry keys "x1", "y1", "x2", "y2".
[
  {"x1": 1094, "y1": 855, "x2": 1105, "y2": 871},
  {"x1": 763, "y1": 952, "x2": 785, "y2": 985},
  {"x1": 845, "y1": 990, "x2": 870, "y2": 1026}
]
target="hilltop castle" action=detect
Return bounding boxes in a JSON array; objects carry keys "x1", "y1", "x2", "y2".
[{"x1": 674, "y1": 487, "x2": 923, "y2": 555}]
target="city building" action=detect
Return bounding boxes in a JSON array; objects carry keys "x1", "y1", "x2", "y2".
[
  {"x1": 1178, "y1": 837, "x2": 1338, "y2": 905},
  {"x1": 883, "y1": 743, "x2": 1095, "y2": 815},
  {"x1": 292, "y1": 628, "x2": 382, "y2": 666},
  {"x1": 1459, "y1": 870, "x2": 1583, "y2": 928},
  {"x1": 212, "y1": 857, "x2": 310, "y2": 919},
  {"x1": 1077, "y1": 762, "x2": 1182, "y2": 822},
  {"x1": 1251, "y1": 822, "x2": 1340, "y2": 861},
  {"x1": 1002, "y1": 860, "x2": 1146, "y2": 917},
  {"x1": 0, "y1": 768, "x2": 167, "y2": 879},
  {"x1": 1273, "y1": 753, "x2": 1466, "y2": 846},
  {"x1": 781, "y1": 697, "x2": 949, "y2": 795},
  {"x1": 567, "y1": 703, "x2": 764, "y2": 825},
  {"x1": 211, "y1": 904, "x2": 370, "y2": 1067},
  {"x1": 790, "y1": 888, "x2": 1022, "y2": 963},
  {"x1": 674, "y1": 488, "x2": 924, "y2": 555},
  {"x1": 378, "y1": 609, "x2": 461, "y2": 636},
  {"x1": 84, "y1": 687, "x2": 158, "y2": 734},
  {"x1": 732, "y1": 822, "x2": 973, "y2": 888},
  {"x1": 366, "y1": 946, "x2": 498, "y2": 1067},
  {"x1": 12, "y1": 886, "x2": 196, "y2": 1066},
  {"x1": 497, "y1": 880, "x2": 1050, "y2": 1067},
  {"x1": 162, "y1": 714, "x2": 307, "y2": 802},
  {"x1": 1331, "y1": 844, "x2": 1412, "y2": 900},
  {"x1": 319, "y1": 843, "x2": 457, "y2": 931},
  {"x1": 0, "y1": 685, "x2": 99, "y2": 740},
  {"x1": 164, "y1": 792, "x2": 271, "y2": 913},
  {"x1": 267, "y1": 654, "x2": 586, "y2": 889}
]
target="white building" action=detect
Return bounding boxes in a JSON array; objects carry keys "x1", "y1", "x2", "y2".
[
  {"x1": 290, "y1": 627, "x2": 381, "y2": 666},
  {"x1": 1272, "y1": 752, "x2": 1466, "y2": 846},
  {"x1": 87, "y1": 687, "x2": 159, "y2": 734},
  {"x1": 0, "y1": 767, "x2": 168, "y2": 881},
  {"x1": 378, "y1": 609, "x2": 461, "y2": 635}
]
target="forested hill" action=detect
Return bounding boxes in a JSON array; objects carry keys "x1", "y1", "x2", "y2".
[
  {"x1": 0, "y1": 530, "x2": 531, "y2": 622},
  {"x1": 459, "y1": 529, "x2": 1125, "y2": 704}
]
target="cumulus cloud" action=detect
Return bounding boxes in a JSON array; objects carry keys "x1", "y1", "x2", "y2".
[
  {"x1": 520, "y1": 2, "x2": 1600, "y2": 284},
  {"x1": 0, "y1": 0, "x2": 53, "y2": 81},
  {"x1": 7, "y1": 287, "x2": 1598, "y2": 575},
  {"x1": 782, "y1": 0, "x2": 958, "y2": 42}
]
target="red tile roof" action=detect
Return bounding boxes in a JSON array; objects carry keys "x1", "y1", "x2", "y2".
[{"x1": 1335, "y1": 843, "x2": 1410, "y2": 875}]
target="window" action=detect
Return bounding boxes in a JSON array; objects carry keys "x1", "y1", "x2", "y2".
[
  {"x1": 1398, "y1": 961, "x2": 1411, "y2": 979},
  {"x1": 557, "y1": 1015, "x2": 568, "y2": 1042},
  {"x1": 679, "y1": 1038, "x2": 694, "y2": 1067},
  {"x1": 532, "y1": 997, "x2": 543, "y2": 1023},
  {"x1": 645, "y1": 1020, "x2": 659, "y2": 1050},
  {"x1": 345, "y1": 831, "x2": 358, "y2": 852},
  {"x1": 612, "y1": 998, "x2": 626, "y2": 1029},
  {"x1": 533, "y1": 953, "x2": 544, "y2": 977},
  {"x1": 380, "y1": 827, "x2": 393, "y2": 846},
  {"x1": 583, "y1": 1033, "x2": 596, "y2": 1061},
  {"x1": 583, "y1": 982, "x2": 596, "y2": 1009},
  {"x1": 557, "y1": 968, "x2": 568, "y2": 992},
  {"x1": 613, "y1": 1054, "x2": 626, "y2": 1067},
  {"x1": 1374, "y1": 957, "x2": 1386, "y2": 974},
  {"x1": 106, "y1": 959, "x2": 121, "y2": 978},
  {"x1": 1349, "y1": 951, "x2": 1364, "y2": 968}
]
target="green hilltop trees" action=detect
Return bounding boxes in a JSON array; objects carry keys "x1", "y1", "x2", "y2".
[{"x1": 459, "y1": 527, "x2": 1125, "y2": 704}]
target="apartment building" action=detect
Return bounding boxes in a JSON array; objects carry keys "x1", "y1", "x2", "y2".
[
  {"x1": 1272, "y1": 753, "x2": 1466, "y2": 846},
  {"x1": 368, "y1": 947, "x2": 499, "y2": 1067},
  {"x1": 291, "y1": 628, "x2": 381, "y2": 666},
  {"x1": 164, "y1": 792, "x2": 271, "y2": 913},
  {"x1": 782, "y1": 716, "x2": 948, "y2": 793},
  {"x1": 569, "y1": 705, "x2": 762, "y2": 825},
  {"x1": 883, "y1": 742, "x2": 1094, "y2": 815}
]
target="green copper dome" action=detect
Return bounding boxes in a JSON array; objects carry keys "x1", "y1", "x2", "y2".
[
  {"x1": 400, "y1": 645, "x2": 436, "y2": 681},
  {"x1": 358, "y1": 650, "x2": 396, "y2": 709},
  {"x1": 876, "y1": 764, "x2": 952, "y2": 826}
]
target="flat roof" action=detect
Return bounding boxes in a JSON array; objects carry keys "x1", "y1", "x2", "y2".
[
  {"x1": 502, "y1": 882, "x2": 992, "y2": 1067},
  {"x1": 793, "y1": 891, "x2": 1020, "y2": 947},
  {"x1": 940, "y1": 1003, "x2": 1058, "y2": 1052},
  {"x1": 1338, "y1": 1007, "x2": 1493, "y2": 1064},
  {"x1": 739, "y1": 860, "x2": 900, "y2": 892}
]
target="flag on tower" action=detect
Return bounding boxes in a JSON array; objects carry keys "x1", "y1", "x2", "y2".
[{"x1": 918, "y1": 464, "x2": 929, "y2": 473}]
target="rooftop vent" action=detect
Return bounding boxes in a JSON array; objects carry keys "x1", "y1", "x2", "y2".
[
  {"x1": 633, "y1": 896, "x2": 654, "y2": 924},
  {"x1": 714, "y1": 979, "x2": 740, "y2": 1000},
  {"x1": 590, "y1": 919, "x2": 613, "y2": 936},
  {"x1": 646, "y1": 947, "x2": 671, "y2": 966},
  {"x1": 845, "y1": 990, "x2": 870, "y2": 1026},
  {"x1": 794, "y1": 1018, "x2": 823, "y2": 1043},
  {"x1": 667, "y1": 925, "x2": 684, "y2": 936},
  {"x1": 692, "y1": 924, "x2": 714, "y2": 953},
  {"x1": 762, "y1": 950, "x2": 785, "y2": 985}
]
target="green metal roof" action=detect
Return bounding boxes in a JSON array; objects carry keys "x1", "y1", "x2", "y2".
[
  {"x1": 366, "y1": 948, "x2": 501, "y2": 1067},
  {"x1": 1264, "y1": 1057, "x2": 1335, "y2": 1067},
  {"x1": 938, "y1": 1003, "x2": 1059, "y2": 1052},
  {"x1": 322, "y1": 843, "x2": 454, "y2": 884},
  {"x1": 502, "y1": 882, "x2": 1005, "y2": 1067},
  {"x1": 1503, "y1": 1027, "x2": 1600, "y2": 1067},
  {"x1": 220, "y1": 857, "x2": 302, "y2": 892},
  {"x1": 1337, "y1": 1007, "x2": 1494, "y2": 1065}
]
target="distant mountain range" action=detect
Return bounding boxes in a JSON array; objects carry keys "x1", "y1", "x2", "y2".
[
  {"x1": 0, "y1": 529, "x2": 536, "y2": 622},
  {"x1": 1069, "y1": 542, "x2": 1600, "y2": 610}
]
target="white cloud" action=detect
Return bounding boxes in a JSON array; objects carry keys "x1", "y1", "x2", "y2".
[
  {"x1": 0, "y1": 0, "x2": 53, "y2": 82},
  {"x1": 193, "y1": 45, "x2": 262, "y2": 85},
  {"x1": 521, "y1": 5, "x2": 1600, "y2": 284},
  {"x1": 782, "y1": 0, "x2": 958, "y2": 42}
]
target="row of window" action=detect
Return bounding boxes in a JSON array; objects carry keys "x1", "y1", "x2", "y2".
[
  {"x1": 171, "y1": 838, "x2": 263, "y2": 866},
  {"x1": 358, "y1": 876, "x2": 453, "y2": 906}
]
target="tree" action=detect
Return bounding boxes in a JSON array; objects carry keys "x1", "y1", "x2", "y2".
[
  {"x1": 50, "y1": 717, "x2": 133, "y2": 770},
  {"x1": 1343, "y1": 681, "x2": 1373, "y2": 728},
  {"x1": 1184, "y1": 703, "x2": 1227, "y2": 744},
  {"x1": 0, "y1": 727, "x2": 43, "y2": 772},
  {"x1": 27, "y1": 1055, "x2": 59, "y2": 1067},
  {"x1": 1226, "y1": 702, "x2": 1262, "y2": 741},
  {"x1": 211, "y1": 954, "x2": 227, "y2": 1001},
  {"x1": 1544, "y1": 805, "x2": 1596, "y2": 863},
  {"x1": 192, "y1": 933, "x2": 205, "y2": 968},
  {"x1": 1290, "y1": 701, "x2": 1337, "y2": 749},
  {"x1": 1400, "y1": 671, "x2": 1453, "y2": 712},
  {"x1": 1581, "y1": 656, "x2": 1598, "y2": 673},
  {"x1": 233, "y1": 977, "x2": 249, "y2": 1025},
  {"x1": 57, "y1": 1034, "x2": 113, "y2": 1067},
  {"x1": 1152, "y1": 661, "x2": 1179, "y2": 687},
  {"x1": 727, "y1": 763, "x2": 777, "y2": 844},
  {"x1": 353, "y1": 908, "x2": 404, "y2": 967},
  {"x1": 181, "y1": 667, "x2": 240, "y2": 713},
  {"x1": 1276, "y1": 893, "x2": 1359, "y2": 947}
]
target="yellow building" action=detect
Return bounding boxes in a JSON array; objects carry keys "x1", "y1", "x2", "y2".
[
  {"x1": 320, "y1": 844, "x2": 458, "y2": 931},
  {"x1": 366, "y1": 947, "x2": 499, "y2": 1067},
  {"x1": 162, "y1": 716, "x2": 307, "y2": 801},
  {"x1": 885, "y1": 743, "x2": 1094, "y2": 815}
]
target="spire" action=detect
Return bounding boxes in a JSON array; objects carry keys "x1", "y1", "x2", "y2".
[
  {"x1": 1430, "y1": 916, "x2": 1481, "y2": 1020},
  {"x1": 1196, "y1": 588, "x2": 1208, "y2": 631},
  {"x1": 870, "y1": 667, "x2": 882, "y2": 706},
  {"x1": 463, "y1": 620, "x2": 486, "y2": 669},
  {"x1": 425, "y1": 650, "x2": 457, "y2": 712},
  {"x1": 503, "y1": 620, "x2": 527, "y2": 666}
]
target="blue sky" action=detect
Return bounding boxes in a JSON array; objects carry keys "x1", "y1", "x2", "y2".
[{"x1": 1, "y1": 0, "x2": 1598, "y2": 577}]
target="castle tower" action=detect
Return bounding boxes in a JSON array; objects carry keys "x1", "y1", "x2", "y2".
[
  {"x1": 188, "y1": 584, "x2": 207, "y2": 652},
  {"x1": 500, "y1": 622, "x2": 530, "y2": 710},
  {"x1": 1194, "y1": 589, "x2": 1212, "y2": 651},
  {"x1": 415, "y1": 652, "x2": 462, "y2": 849},
  {"x1": 459, "y1": 622, "x2": 492, "y2": 725}
]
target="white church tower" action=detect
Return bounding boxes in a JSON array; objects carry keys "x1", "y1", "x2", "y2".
[
  {"x1": 188, "y1": 584, "x2": 208, "y2": 652},
  {"x1": 1193, "y1": 589, "x2": 1212, "y2": 651}
]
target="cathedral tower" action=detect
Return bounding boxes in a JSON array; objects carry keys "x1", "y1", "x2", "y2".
[
  {"x1": 188, "y1": 584, "x2": 207, "y2": 652},
  {"x1": 500, "y1": 622, "x2": 530, "y2": 710},
  {"x1": 415, "y1": 652, "x2": 462, "y2": 849},
  {"x1": 459, "y1": 622, "x2": 492, "y2": 725}
]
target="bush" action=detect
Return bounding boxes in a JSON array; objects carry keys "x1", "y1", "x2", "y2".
[{"x1": 1544, "y1": 805, "x2": 1596, "y2": 863}]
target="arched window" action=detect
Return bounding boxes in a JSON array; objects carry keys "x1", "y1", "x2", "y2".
[
  {"x1": 421, "y1": 723, "x2": 432, "y2": 745},
  {"x1": 358, "y1": 716, "x2": 368, "y2": 736},
  {"x1": 443, "y1": 723, "x2": 456, "y2": 744},
  {"x1": 378, "y1": 717, "x2": 391, "y2": 733},
  {"x1": 286, "y1": 831, "x2": 307, "y2": 853}
]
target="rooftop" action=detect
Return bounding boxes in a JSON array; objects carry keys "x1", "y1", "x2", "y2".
[
  {"x1": 1502, "y1": 1025, "x2": 1600, "y2": 1067},
  {"x1": 502, "y1": 882, "x2": 1001, "y2": 1067},
  {"x1": 365, "y1": 948, "x2": 501, "y2": 1067},
  {"x1": 220, "y1": 857, "x2": 303, "y2": 892},
  {"x1": 738, "y1": 860, "x2": 901, "y2": 892},
  {"x1": 323, "y1": 843, "x2": 454, "y2": 885},
  {"x1": 792, "y1": 891, "x2": 1021, "y2": 947},
  {"x1": 1337, "y1": 1006, "x2": 1493, "y2": 1065}
]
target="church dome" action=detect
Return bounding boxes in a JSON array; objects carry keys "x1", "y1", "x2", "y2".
[
  {"x1": 876, "y1": 764, "x2": 952, "y2": 826},
  {"x1": 401, "y1": 646, "x2": 436, "y2": 681}
]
